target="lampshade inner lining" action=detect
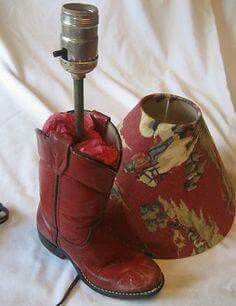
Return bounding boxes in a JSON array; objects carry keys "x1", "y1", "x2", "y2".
[{"x1": 142, "y1": 96, "x2": 199, "y2": 125}]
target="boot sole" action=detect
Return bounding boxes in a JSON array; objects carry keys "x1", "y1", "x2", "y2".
[{"x1": 38, "y1": 230, "x2": 165, "y2": 299}]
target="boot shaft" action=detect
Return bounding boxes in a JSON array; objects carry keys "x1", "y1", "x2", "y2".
[{"x1": 36, "y1": 111, "x2": 121, "y2": 246}]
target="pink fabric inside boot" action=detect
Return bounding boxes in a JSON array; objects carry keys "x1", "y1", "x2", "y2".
[{"x1": 43, "y1": 112, "x2": 118, "y2": 166}]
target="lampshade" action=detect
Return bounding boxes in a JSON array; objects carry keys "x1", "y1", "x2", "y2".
[{"x1": 106, "y1": 93, "x2": 235, "y2": 259}]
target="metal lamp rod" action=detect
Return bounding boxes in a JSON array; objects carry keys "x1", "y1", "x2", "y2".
[{"x1": 74, "y1": 78, "x2": 84, "y2": 141}]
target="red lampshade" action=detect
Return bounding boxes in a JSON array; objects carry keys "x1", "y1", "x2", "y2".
[{"x1": 107, "y1": 93, "x2": 235, "y2": 259}]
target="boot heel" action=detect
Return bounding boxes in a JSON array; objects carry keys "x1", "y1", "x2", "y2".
[{"x1": 38, "y1": 231, "x2": 66, "y2": 259}]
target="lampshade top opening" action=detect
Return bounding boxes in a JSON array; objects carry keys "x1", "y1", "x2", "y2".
[{"x1": 141, "y1": 94, "x2": 201, "y2": 125}]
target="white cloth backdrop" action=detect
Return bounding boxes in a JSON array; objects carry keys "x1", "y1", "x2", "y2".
[{"x1": 0, "y1": 0, "x2": 235, "y2": 305}]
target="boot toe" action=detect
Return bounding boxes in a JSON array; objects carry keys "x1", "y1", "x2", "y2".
[
  {"x1": 116, "y1": 255, "x2": 163, "y2": 293},
  {"x1": 98, "y1": 253, "x2": 163, "y2": 295}
]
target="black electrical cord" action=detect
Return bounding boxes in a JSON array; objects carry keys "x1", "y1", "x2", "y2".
[{"x1": 0, "y1": 203, "x2": 9, "y2": 224}]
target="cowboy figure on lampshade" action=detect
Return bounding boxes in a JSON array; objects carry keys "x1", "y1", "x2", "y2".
[{"x1": 124, "y1": 110, "x2": 198, "y2": 188}]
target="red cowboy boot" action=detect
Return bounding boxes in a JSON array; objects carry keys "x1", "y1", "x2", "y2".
[{"x1": 36, "y1": 110, "x2": 164, "y2": 302}]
